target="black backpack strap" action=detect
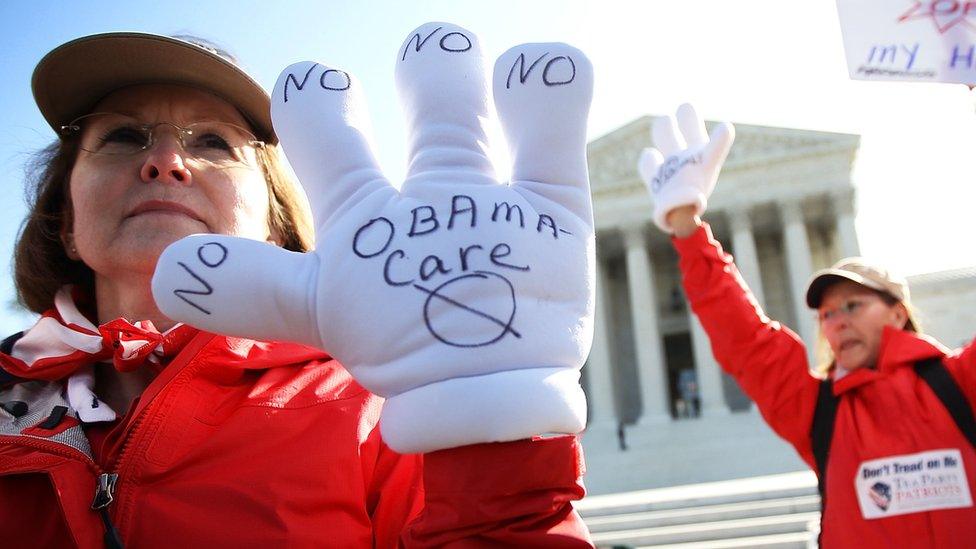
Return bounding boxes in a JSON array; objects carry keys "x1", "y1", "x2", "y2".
[
  {"x1": 810, "y1": 377, "x2": 839, "y2": 546},
  {"x1": 915, "y1": 356, "x2": 976, "y2": 450},
  {"x1": 0, "y1": 331, "x2": 26, "y2": 387},
  {"x1": 811, "y1": 378, "x2": 839, "y2": 492},
  {"x1": 808, "y1": 358, "x2": 974, "y2": 546}
]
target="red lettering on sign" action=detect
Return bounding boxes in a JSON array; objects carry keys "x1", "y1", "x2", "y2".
[{"x1": 898, "y1": 1, "x2": 976, "y2": 33}]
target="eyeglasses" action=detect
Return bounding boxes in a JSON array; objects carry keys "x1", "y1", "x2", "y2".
[
  {"x1": 817, "y1": 299, "x2": 870, "y2": 324},
  {"x1": 60, "y1": 112, "x2": 265, "y2": 167}
]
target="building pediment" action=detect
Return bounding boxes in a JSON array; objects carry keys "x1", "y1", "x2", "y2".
[{"x1": 587, "y1": 116, "x2": 860, "y2": 201}]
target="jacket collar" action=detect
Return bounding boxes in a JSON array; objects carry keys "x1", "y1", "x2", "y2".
[
  {"x1": 832, "y1": 326, "x2": 949, "y2": 395},
  {"x1": 203, "y1": 337, "x2": 330, "y2": 371}
]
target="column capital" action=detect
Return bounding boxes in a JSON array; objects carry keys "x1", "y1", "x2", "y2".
[
  {"x1": 779, "y1": 198, "x2": 806, "y2": 224},
  {"x1": 621, "y1": 223, "x2": 648, "y2": 249},
  {"x1": 831, "y1": 187, "x2": 857, "y2": 217},
  {"x1": 833, "y1": 188, "x2": 861, "y2": 258},
  {"x1": 725, "y1": 204, "x2": 753, "y2": 233}
]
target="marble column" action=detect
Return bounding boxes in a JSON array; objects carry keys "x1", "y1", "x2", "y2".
[
  {"x1": 623, "y1": 225, "x2": 670, "y2": 422},
  {"x1": 833, "y1": 188, "x2": 860, "y2": 258},
  {"x1": 585, "y1": 254, "x2": 617, "y2": 425},
  {"x1": 781, "y1": 199, "x2": 817, "y2": 362},
  {"x1": 728, "y1": 206, "x2": 766, "y2": 306}
]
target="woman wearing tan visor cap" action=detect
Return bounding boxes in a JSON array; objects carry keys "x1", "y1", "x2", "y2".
[
  {"x1": 0, "y1": 30, "x2": 597, "y2": 548},
  {"x1": 639, "y1": 103, "x2": 975, "y2": 548}
]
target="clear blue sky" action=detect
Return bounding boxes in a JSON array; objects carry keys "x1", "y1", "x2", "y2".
[{"x1": 1, "y1": 1, "x2": 974, "y2": 335}]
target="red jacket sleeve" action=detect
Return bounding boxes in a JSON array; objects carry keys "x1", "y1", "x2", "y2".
[
  {"x1": 673, "y1": 223, "x2": 820, "y2": 466},
  {"x1": 400, "y1": 435, "x2": 593, "y2": 548},
  {"x1": 367, "y1": 435, "x2": 426, "y2": 549},
  {"x1": 944, "y1": 339, "x2": 976, "y2": 415}
]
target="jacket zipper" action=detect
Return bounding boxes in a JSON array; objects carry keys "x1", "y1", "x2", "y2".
[
  {"x1": 93, "y1": 472, "x2": 124, "y2": 549},
  {"x1": 3, "y1": 333, "x2": 214, "y2": 547},
  {"x1": 90, "y1": 394, "x2": 150, "y2": 549},
  {"x1": 0, "y1": 435, "x2": 125, "y2": 547},
  {"x1": 97, "y1": 352, "x2": 205, "y2": 544},
  {"x1": 0, "y1": 401, "x2": 139, "y2": 548}
]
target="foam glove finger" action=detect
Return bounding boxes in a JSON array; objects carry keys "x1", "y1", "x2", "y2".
[
  {"x1": 151, "y1": 235, "x2": 322, "y2": 349},
  {"x1": 272, "y1": 62, "x2": 390, "y2": 231},
  {"x1": 652, "y1": 114, "x2": 685, "y2": 157},
  {"x1": 699, "y1": 121, "x2": 735, "y2": 198},
  {"x1": 396, "y1": 22, "x2": 495, "y2": 187},
  {"x1": 703, "y1": 121, "x2": 735, "y2": 168},
  {"x1": 493, "y1": 43, "x2": 594, "y2": 222},
  {"x1": 638, "y1": 147, "x2": 665, "y2": 193},
  {"x1": 675, "y1": 103, "x2": 707, "y2": 149}
]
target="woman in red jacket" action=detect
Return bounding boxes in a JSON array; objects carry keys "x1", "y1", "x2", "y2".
[
  {"x1": 0, "y1": 29, "x2": 594, "y2": 548},
  {"x1": 639, "y1": 103, "x2": 976, "y2": 548}
]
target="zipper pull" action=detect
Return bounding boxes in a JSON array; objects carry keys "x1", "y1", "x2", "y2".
[
  {"x1": 92, "y1": 472, "x2": 119, "y2": 510},
  {"x1": 93, "y1": 473, "x2": 126, "y2": 548}
]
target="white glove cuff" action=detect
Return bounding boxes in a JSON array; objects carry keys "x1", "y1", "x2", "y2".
[
  {"x1": 652, "y1": 186, "x2": 707, "y2": 233},
  {"x1": 379, "y1": 367, "x2": 586, "y2": 454}
]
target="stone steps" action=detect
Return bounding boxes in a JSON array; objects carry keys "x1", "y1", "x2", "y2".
[
  {"x1": 590, "y1": 512, "x2": 820, "y2": 547},
  {"x1": 637, "y1": 531, "x2": 812, "y2": 549},
  {"x1": 586, "y1": 495, "x2": 820, "y2": 532},
  {"x1": 578, "y1": 471, "x2": 818, "y2": 515},
  {"x1": 577, "y1": 471, "x2": 820, "y2": 548}
]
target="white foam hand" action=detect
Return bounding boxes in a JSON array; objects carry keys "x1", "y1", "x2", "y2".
[
  {"x1": 151, "y1": 23, "x2": 594, "y2": 453},
  {"x1": 637, "y1": 103, "x2": 734, "y2": 233}
]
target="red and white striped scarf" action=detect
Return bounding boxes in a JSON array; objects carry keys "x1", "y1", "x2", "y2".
[
  {"x1": 0, "y1": 287, "x2": 197, "y2": 422},
  {"x1": 0, "y1": 287, "x2": 197, "y2": 380}
]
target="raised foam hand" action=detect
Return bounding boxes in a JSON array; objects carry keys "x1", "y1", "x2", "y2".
[
  {"x1": 151, "y1": 23, "x2": 594, "y2": 453},
  {"x1": 637, "y1": 103, "x2": 734, "y2": 232}
]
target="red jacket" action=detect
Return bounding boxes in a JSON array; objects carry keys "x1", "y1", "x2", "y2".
[
  {"x1": 0, "y1": 330, "x2": 592, "y2": 548},
  {"x1": 674, "y1": 223, "x2": 976, "y2": 548}
]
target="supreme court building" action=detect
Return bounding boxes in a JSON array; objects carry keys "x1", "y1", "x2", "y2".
[{"x1": 580, "y1": 116, "x2": 976, "y2": 495}]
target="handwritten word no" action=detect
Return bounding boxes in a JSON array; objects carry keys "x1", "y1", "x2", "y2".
[
  {"x1": 401, "y1": 26, "x2": 472, "y2": 61},
  {"x1": 282, "y1": 64, "x2": 352, "y2": 102},
  {"x1": 172, "y1": 242, "x2": 229, "y2": 315},
  {"x1": 506, "y1": 52, "x2": 576, "y2": 89}
]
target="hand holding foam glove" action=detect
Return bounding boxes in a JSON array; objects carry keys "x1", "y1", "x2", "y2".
[
  {"x1": 637, "y1": 103, "x2": 734, "y2": 232},
  {"x1": 151, "y1": 23, "x2": 594, "y2": 454}
]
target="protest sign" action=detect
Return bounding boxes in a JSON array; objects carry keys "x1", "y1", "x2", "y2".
[{"x1": 836, "y1": 1, "x2": 976, "y2": 85}]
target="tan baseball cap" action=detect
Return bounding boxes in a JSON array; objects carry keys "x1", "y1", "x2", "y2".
[
  {"x1": 805, "y1": 257, "x2": 910, "y2": 309},
  {"x1": 32, "y1": 32, "x2": 276, "y2": 144}
]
